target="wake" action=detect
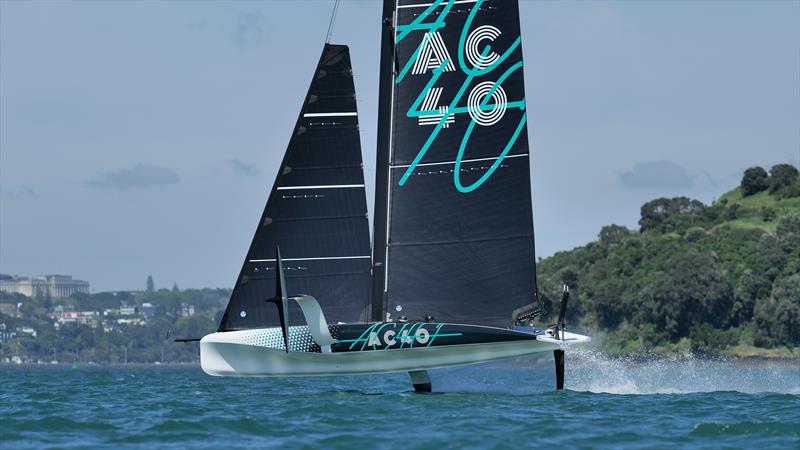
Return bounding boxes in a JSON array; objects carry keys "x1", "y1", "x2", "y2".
[
  {"x1": 428, "y1": 350, "x2": 799, "y2": 395},
  {"x1": 565, "y1": 350, "x2": 800, "y2": 395}
]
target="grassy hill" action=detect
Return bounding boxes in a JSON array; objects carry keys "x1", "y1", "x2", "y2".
[
  {"x1": 536, "y1": 165, "x2": 800, "y2": 358},
  {"x1": 717, "y1": 187, "x2": 800, "y2": 231}
]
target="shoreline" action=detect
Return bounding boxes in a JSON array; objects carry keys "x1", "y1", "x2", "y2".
[{"x1": 2, "y1": 354, "x2": 798, "y2": 369}]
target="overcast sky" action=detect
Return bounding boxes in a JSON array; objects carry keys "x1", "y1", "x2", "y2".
[{"x1": 1, "y1": 0, "x2": 798, "y2": 292}]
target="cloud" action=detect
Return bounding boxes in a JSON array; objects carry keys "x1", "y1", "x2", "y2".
[
  {"x1": 226, "y1": 158, "x2": 260, "y2": 178},
  {"x1": 87, "y1": 164, "x2": 180, "y2": 190},
  {"x1": 0, "y1": 187, "x2": 37, "y2": 199},
  {"x1": 232, "y1": 12, "x2": 266, "y2": 50},
  {"x1": 619, "y1": 161, "x2": 693, "y2": 189}
]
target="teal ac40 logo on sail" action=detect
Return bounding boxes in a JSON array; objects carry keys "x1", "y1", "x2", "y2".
[{"x1": 396, "y1": 0, "x2": 526, "y2": 193}]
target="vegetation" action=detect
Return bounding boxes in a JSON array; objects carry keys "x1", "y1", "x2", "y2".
[
  {"x1": 537, "y1": 164, "x2": 800, "y2": 357},
  {"x1": 741, "y1": 166, "x2": 769, "y2": 196},
  {"x1": 146, "y1": 275, "x2": 155, "y2": 294}
]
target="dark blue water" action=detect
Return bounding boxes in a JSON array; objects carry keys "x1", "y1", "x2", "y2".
[{"x1": 2, "y1": 352, "x2": 798, "y2": 449}]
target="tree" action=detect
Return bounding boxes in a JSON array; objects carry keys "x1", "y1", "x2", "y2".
[
  {"x1": 635, "y1": 250, "x2": 733, "y2": 342},
  {"x1": 776, "y1": 215, "x2": 800, "y2": 253},
  {"x1": 757, "y1": 234, "x2": 787, "y2": 281},
  {"x1": 761, "y1": 206, "x2": 776, "y2": 222},
  {"x1": 146, "y1": 275, "x2": 154, "y2": 293},
  {"x1": 689, "y1": 323, "x2": 736, "y2": 354},
  {"x1": 731, "y1": 271, "x2": 769, "y2": 326},
  {"x1": 171, "y1": 282, "x2": 180, "y2": 292},
  {"x1": 684, "y1": 227, "x2": 706, "y2": 242},
  {"x1": 559, "y1": 268, "x2": 579, "y2": 290},
  {"x1": 599, "y1": 224, "x2": 632, "y2": 245},
  {"x1": 639, "y1": 197, "x2": 705, "y2": 233},
  {"x1": 753, "y1": 274, "x2": 800, "y2": 347},
  {"x1": 777, "y1": 179, "x2": 800, "y2": 199},
  {"x1": 768, "y1": 164, "x2": 798, "y2": 194},
  {"x1": 725, "y1": 202, "x2": 741, "y2": 220},
  {"x1": 592, "y1": 279, "x2": 628, "y2": 330},
  {"x1": 740, "y1": 166, "x2": 769, "y2": 196}
]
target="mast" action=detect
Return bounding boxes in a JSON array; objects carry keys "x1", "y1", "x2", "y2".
[{"x1": 371, "y1": 0, "x2": 397, "y2": 322}]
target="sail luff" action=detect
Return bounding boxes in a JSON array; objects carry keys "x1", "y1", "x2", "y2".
[
  {"x1": 371, "y1": 0, "x2": 399, "y2": 322},
  {"x1": 515, "y1": 10, "x2": 540, "y2": 301}
]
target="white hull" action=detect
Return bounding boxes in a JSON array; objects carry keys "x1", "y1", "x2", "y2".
[{"x1": 200, "y1": 328, "x2": 589, "y2": 377}]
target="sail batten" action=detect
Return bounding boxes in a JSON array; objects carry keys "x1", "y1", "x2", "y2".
[{"x1": 220, "y1": 44, "x2": 371, "y2": 331}]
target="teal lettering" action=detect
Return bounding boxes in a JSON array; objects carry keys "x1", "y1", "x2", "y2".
[{"x1": 395, "y1": 0, "x2": 527, "y2": 192}]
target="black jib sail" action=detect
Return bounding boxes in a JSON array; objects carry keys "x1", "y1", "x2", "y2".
[
  {"x1": 219, "y1": 44, "x2": 372, "y2": 331},
  {"x1": 372, "y1": 0, "x2": 538, "y2": 328}
]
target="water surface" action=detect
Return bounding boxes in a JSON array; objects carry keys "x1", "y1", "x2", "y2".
[{"x1": 2, "y1": 352, "x2": 798, "y2": 449}]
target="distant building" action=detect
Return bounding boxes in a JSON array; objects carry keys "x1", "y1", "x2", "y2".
[
  {"x1": 0, "y1": 331, "x2": 14, "y2": 344},
  {"x1": 49, "y1": 310, "x2": 99, "y2": 327},
  {"x1": 17, "y1": 326, "x2": 37, "y2": 338},
  {"x1": 116, "y1": 317, "x2": 145, "y2": 326},
  {"x1": 0, "y1": 274, "x2": 90, "y2": 298},
  {"x1": 179, "y1": 303, "x2": 195, "y2": 317},
  {"x1": 139, "y1": 302, "x2": 157, "y2": 318},
  {"x1": 119, "y1": 305, "x2": 137, "y2": 316},
  {"x1": 0, "y1": 303, "x2": 18, "y2": 317}
]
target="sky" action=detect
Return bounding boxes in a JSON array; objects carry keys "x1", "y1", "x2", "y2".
[{"x1": 1, "y1": 0, "x2": 798, "y2": 292}]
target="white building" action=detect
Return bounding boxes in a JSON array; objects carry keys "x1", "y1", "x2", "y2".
[
  {"x1": 139, "y1": 302, "x2": 157, "y2": 318},
  {"x1": 179, "y1": 303, "x2": 195, "y2": 317},
  {"x1": 119, "y1": 305, "x2": 137, "y2": 315},
  {"x1": 50, "y1": 310, "x2": 99, "y2": 326},
  {"x1": 17, "y1": 326, "x2": 37, "y2": 337},
  {"x1": 0, "y1": 274, "x2": 90, "y2": 298}
]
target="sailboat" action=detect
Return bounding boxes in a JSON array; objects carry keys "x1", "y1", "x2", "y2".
[{"x1": 196, "y1": 0, "x2": 589, "y2": 392}]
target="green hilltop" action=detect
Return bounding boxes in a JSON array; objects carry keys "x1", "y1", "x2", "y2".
[
  {"x1": 717, "y1": 187, "x2": 800, "y2": 231},
  {"x1": 536, "y1": 163, "x2": 800, "y2": 357}
]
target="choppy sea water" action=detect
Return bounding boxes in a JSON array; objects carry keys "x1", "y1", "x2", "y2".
[{"x1": 1, "y1": 351, "x2": 798, "y2": 449}]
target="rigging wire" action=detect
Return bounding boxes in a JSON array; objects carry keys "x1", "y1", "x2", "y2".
[{"x1": 325, "y1": 0, "x2": 341, "y2": 44}]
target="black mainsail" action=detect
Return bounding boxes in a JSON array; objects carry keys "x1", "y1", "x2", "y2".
[
  {"x1": 219, "y1": 44, "x2": 372, "y2": 330},
  {"x1": 371, "y1": 0, "x2": 538, "y2": 328}
]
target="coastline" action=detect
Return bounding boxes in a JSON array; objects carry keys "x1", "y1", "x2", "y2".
[{"x1": 2, "y1": 354, "x2": 798, "y2": 370}]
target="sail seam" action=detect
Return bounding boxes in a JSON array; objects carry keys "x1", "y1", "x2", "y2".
[
  {"x1": 249, "y1": 256, "x2": 371, "y2": 262},
  {"x1": 276, "y1": 184, "x2": 364, "y2": 190},
  {"x1": 285, "y1": 165, "x2": 363, "y2": 170},
  {"x1": 398, "y1": 0, "x2": 477, "y2": 9},
  {"x1": 303, "y1": 112, "x2": 357, "y2": 117},
  {"x1": 244, "y1": 270, "x2": 371, "y2": 280},
  {"x1": 390, "y1": 234, "x2": 533, "y2": 247},
  {"x1": 268, "y1": 215, "x2": 367, "y2": 222},
  {"x1": 390, "y1": 153, "x2": 528, "y2": 169}
]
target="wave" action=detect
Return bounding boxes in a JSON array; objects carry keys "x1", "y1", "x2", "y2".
[{"x1": 691, "y1": 421, "x2": 800, "y2": 437}]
